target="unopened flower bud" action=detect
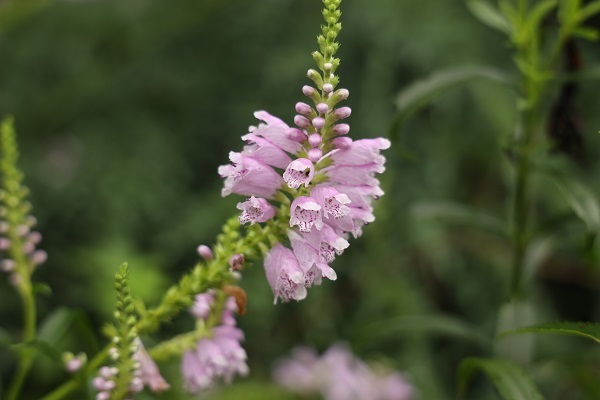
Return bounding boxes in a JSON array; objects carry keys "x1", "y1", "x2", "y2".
[
  {"x1": 0, "y1": 222, "x2": 8, "y2": 233},
  {"x1": 308, "y1": 134, "x2": 322, "y2": 148},
  {"x1": 28, "y1": 231, "x2": 42, "y2": 244},
  {"x1": 22, "y1": 242, "x2": 35, "y2": 254},
  {"x1": 323, "y1": 83, "x2": 334, "y2": 93},
  {"x1": 332, "y1": 137, "x2": 353, "y2": 149},
  {"x1": 31, "y1": 250, "x2": 48, "y2": 266},
  {"x1": 0, "y1": 259, "x2": 15, "y2": 272},
  {"x1": 323, "y1": 62, "x2": 333, "y2": 70},
  {"x1": 0, "y1": 238, "x2": 11, "y2": 250},
  {"x1": 294, "y1": 115, "x2": 311, "y2": 129},
  {"x1": 295, "y1": 102, "x2": 313, "y2": 116},
  {"x1": 316, "y1": 103, "x2": 329, "y2": 114},
  {"x1": 334, "y1": 107, "x2": 352, "y2": 120},
  {"x1": 24, "y1": 216, "x2": 37, "y2": 227},
  {"x1": 302, "y1": 85, "x2": 319, "y2": 102},
  {"x1": 16, "y1": 225, "x2": 29, "y2": 236},
  {"x1": 308, "y1": 148, "x2": 323, "y2": 163},
  {"x1": 329, "y1": 88, "x2": 349, "y2": 105},
  {"x1": 196, "y1": 245, "x2": 213, "y2": 261},
  {"x1": 307, "y1": 69, "x2": 323, "y2": 88},
  {"x1": 9, "y1": 273, "x2": 21, "y2": 286},
  {"x1": 333, "y1": 123, "x2": 350, "y2": 136},
  {"x1": 229, "y1": 254, "x2": 245, "y2": 271},
  {"x1": 312, "y1": 117, "x2": 325, "y2": 130},
  {"x1": 287, "y1": 128, "x2": 306, "y2": 142}
]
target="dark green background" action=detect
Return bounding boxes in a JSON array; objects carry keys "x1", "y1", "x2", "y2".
[{"x1": 1, "y1": 0, "x2": 600, "y2": 398}]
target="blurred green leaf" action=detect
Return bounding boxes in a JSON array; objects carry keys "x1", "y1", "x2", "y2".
[
  {"x1": 571, "y1": 26, "x2": 600, "y2": 40},
  {"x1": 356, "y1": 314, "x2": 488, "y2": 347},
  {"x1": 393, "y1": 66, "x2": 514, "y2": 134},
  {"x1": 526, "y1": 0, "x2": 558, "y2": 32},
  {"x1": 411, "y1": 201, "x2": 507, "y2": 237},
  {"x1": 579, "y1": 1, "x2": 600, "y2": 21},
  {"x1": 11, "y1": 339, "x2": 62, "y2": 363},
  {"x1": 494, "y1": 301, "x2": 535, "y2": 366},
  {"x1": 498, "y1": 321, "x2": 600, "y2": 344},
  {"x1": 458, "y1": 357, "x2": 543, "y2": 400},
  {"x1": 32, "y1": 282, "x2": 52, "y2": 296},
  {"x1": 0, "y1": 326, "x2": 12, "y2": 346},
  {"x1": 37, "y1": 308, "x2": 98, "y2": 351},
  {"x1": 466, "y1": 0, "x2": 512, "y2": 34},
  {"x1": 552, "y1": 174, "x2": 600, "y2": 232}
]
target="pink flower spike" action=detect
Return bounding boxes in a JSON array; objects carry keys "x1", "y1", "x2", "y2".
[
  {"x1": 333, "y1": 123, "x2": 350, "y2": 136},
  {"x1": 295, "y1": 102, "x2": 313, "y2": 115},
  {"x1": 316, "y1": 103, "x2": 329, "y2": 114},
  {"x1": 308, "y1": 148, "x2": 323, "y2": 163},
  {"x1": 334, "y1": 107, "x2": 352, "y2": 120},
  {"x1": 308, "y1": 134, "x2": 322, "y2": 148},
  {"x1": 283, "y1": 158, "x2": 315, "y2": 189},
  {"x1": 312, "y1": 117, "x2": 325, "y2": 130},
  {"x1": 290, "y1": 196, "x2": 323, "y2": 232},
  {"x1": 311, "y1": 186, "x2": 351, "y2": 220},
  {"x1": 197, "y1": 245, "x2": 213, "y2": 260},
  {"x1": 237, "y1": 197, "x2": 276, "y2": 225},
  {"x1": 229, "y1": 254, "x2": 245, "y2": 271},
  {"x1": 264, "y1": 244, "x2": 308, "y2": 303}
]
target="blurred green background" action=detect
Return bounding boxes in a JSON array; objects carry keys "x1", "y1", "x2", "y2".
[{"x1": 1, "y1": 0, "x2": 600, "y2": 399}]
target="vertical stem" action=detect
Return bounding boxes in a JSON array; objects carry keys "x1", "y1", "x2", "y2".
[
  {"x1": 6, "y1": 281, "x2": 36, "y2": 400},
  {"x1": 510, "y1": 101, "x2": 539, "y2": 299}
]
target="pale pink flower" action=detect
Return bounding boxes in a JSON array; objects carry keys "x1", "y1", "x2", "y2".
[
  {"x1": 241, "y1": 133, "x2": 292, "y2": 169},
  {"x1": 290, "y1": 196, "x2": 323, "y2": 233},
  {"x1": 288, "y1": 229, "x2": 338, "y2": 281},
  {"x1": 283, "y1": 158, "x2": 315, "y2": 189},
  {"x1": 219, "y1": 152, "x2": 283, "y2": 198},
  {"x1": 191, "y1": 291, "x2": 215, "y2": 320},
  {"x1": 251, "y1": 111, "x2": 303, "y2": 155},
  {"x1": 237, "y1": 197, "x2": 276, "y2": 225},
  {"x1": 264, "y1": 244, "x2": 310, "y2": 303},
  {"x1": 182, "y1": 325, "x2": 248, "y2": 392},
  {"x1": 310, "y1": 186, "x2": 351, "y2": 220},
  {"x1": 135, "y1": 339, "x2": 170, "y2": 392}
]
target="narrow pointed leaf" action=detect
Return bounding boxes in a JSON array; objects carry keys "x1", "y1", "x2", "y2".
[
  {"x1": 394, "y1": 66, "x2": 514, "y2": 130},
  {"x1": 552, "y1": 174, "x2": 600, "y2": 232},
  {"x1": 356, "y1": 314, "x2": 488, "y2": 347},
  {"x1": 579, "y1": 1, "x2": 600, "y2": 21},
  {"x1": 527, "y1": 0, "x2": 558, "y2": 31},
  {"x1": 498, "y1": 321, "x2": 600, "y2": 344},
  {"x1": 411, "y1": 201, "x2": 507, "y2": 237},
  {"x1": 458, "y1": 357, "x2": 543, "y2": 400},
  {"x1": 466, "y1": 0, "x2": 512, "y2": 34}
]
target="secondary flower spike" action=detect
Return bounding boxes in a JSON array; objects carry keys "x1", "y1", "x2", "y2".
[{"x1": 216, "y1": 0, "x2": 389, "y2": 303}]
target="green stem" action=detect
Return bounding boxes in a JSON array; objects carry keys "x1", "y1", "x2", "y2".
[
  {"x1": 6, "y1": 282, "x2": 36, "y2": 400},
  {"x1": 509, "y1": 103, "x2": 538, "y2": 299}
]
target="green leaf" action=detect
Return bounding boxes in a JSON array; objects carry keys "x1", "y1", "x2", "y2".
[
  {"x1": 411, "y1": 201, "x2": 507, "y2": 237},
  {"x1": 498, "y1": 321, "x2": 600, "y2": 344},
  {"x1": 11, "y1": 339, "x2": 62, "y2": 363},
  {"x1": 526, "y1": 0, "x2": 558, "y2": 31},
  {"x1": 552, "y1": 174, "x2": 600, "y2": 232},
  {"x1": 571, "y1": 26, "x2": 599, "y2": 41},
  {"x1": 458, "y1": 357, "x2": 544, "y2": 400},
  {"x1": 393, "y1": 66, "x2": 514, "y2": 130},
  {"x1": 32, "y1": 282, "x2": 52, "y2": 296},
  {"x1": 466, "y1": 0, "x2": 512, "y2": 34},
  {"x1": 494, "y1": 301, "x2": 535, "y2": 366},
  {"x1": 0, "y1": 326, "x2": 13, "y2": 346},
  {"x1": 579, "y1": 1, "x2": 600, "y2": 21},
  {"x1": 37, "y1": 308, "x2": 98, "y2": 352},
  {"x1": 355, "y1": 314, "x2": 488, "y2": 348}
]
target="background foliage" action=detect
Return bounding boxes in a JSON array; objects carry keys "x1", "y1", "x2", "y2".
[{"x1": 1, "y1": 0, "x2": 600, "y2": 399}]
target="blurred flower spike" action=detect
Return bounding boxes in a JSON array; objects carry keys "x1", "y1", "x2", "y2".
[
  {"x1": 274, "y1": 344, "x2": 414, "y2": 400},
  {"x1": 218, "y1": 0, "x2": 390, "y2": 303}
]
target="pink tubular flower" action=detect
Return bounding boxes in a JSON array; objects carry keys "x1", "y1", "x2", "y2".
[
  {"x1": 191, "y1": 291, "x2": 215, "y2": 320},
  {"x1": 288, "y1": 229, "x2": 338, "y2": 281},
  {"x1": 237, "y1": 197, "x2": 276, "y2": 225},
  {"x1": 264, "y1": 244, "x2": 311, "y2": 303},
  {"x1": 218, "y1": 152, "x2": 283, "y2": 199},
  {"x1": 310, "y1": 186, "x2": 351, "y2": 220},
  {"x1": 290, "y1": 196, "x2": 323, "y2": 233},
  {"x1": 135, "y1": 340, "x2": 170, "y2": 392},
  {"x1": 241, "y1": 134, "x2": 292, "y2": 169},
  {"x1": 182, "y1": 325, "x2": 248, "y2": 392},
  {"x1": 251, "y1": 111, "x2": 303, "y2": 155},
  {"x1": 283, "y1": 158, "x2": 315, "y2": 189}
]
